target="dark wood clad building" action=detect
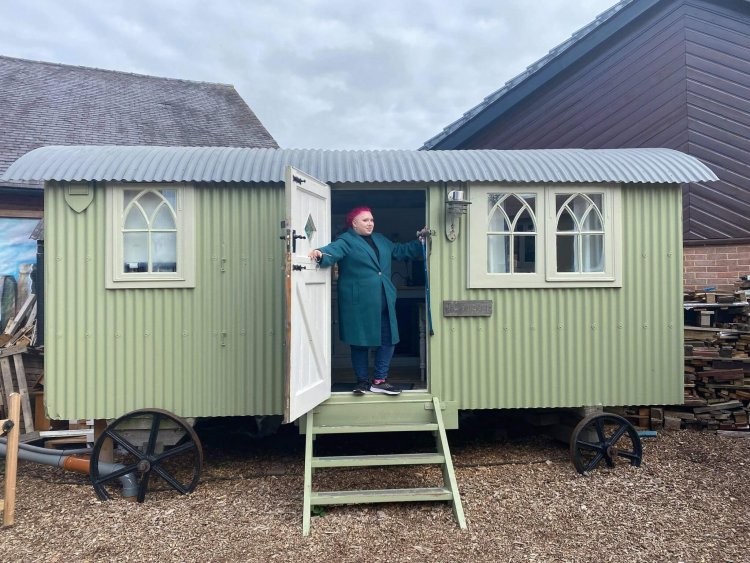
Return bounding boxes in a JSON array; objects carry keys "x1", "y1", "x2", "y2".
[{"x1": 424, "y1": 0, "x2": 750, "y2": 291}]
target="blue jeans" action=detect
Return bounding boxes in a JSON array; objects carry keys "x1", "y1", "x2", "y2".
[{"x1": 351, "y1": 309, "x2": 395, "y2": 382}]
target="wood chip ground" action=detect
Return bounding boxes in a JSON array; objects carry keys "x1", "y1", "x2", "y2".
[{"x1": 1, "y1": 420, "x2": 749, "y2": 562}]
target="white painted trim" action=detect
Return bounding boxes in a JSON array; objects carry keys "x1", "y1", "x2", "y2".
[
  {"x1": 105, "y1": 183, "x2": 196, "y2": 289},
  {"x1": 467, "y1": 183, "x2": 622, "y2": 289}
]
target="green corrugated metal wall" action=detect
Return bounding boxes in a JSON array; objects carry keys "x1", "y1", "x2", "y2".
[
  {"x1": 45, "y1": 182, "x2": 285, "y2": 419},
  {"x1": 429, "y1": 183, "x2": 684, "y2": 409},
  {"x1": 45, "y1": 180, "x2": 683, "y2": 420}
]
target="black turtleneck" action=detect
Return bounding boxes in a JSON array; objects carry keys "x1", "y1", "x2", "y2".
[{"x1": 361, "y1": 235, "x2": 379, "y2": 260}]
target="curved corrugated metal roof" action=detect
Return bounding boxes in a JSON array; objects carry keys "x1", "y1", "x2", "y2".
[{"x1": 1, "y1": 145, "x2": 718, "y2": 184}]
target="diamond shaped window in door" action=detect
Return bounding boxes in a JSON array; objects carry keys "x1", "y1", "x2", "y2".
[{"x1": 304, "y1": 214, "x2": 317, "y2": 242}]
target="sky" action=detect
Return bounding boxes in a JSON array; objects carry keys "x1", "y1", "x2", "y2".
[{"x1": 0, "y1": 0, "x2": 616, "y2": 150}]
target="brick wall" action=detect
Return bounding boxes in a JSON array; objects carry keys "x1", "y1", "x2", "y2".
[{"x1": 684, "y1": 244, "x2": 750, "y2": 292}]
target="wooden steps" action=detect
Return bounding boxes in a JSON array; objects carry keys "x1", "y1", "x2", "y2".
[
  {"x1": 302, "y1": 396, "x2": 466, "y2": 536},
  {"x1": 311, "y1": 487, "x2": 453, "y2": 505},
  {"x1": 312, "y1": 422, "x2": 438, "y2": 434},
  {"x1": 312, "y1": 452, "x2": 445, "y2": 468}
]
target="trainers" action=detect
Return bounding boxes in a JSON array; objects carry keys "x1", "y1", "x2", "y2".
[
  {"x1": 353, "y1": 381, "x2": 370, "y2": 395},
  {"x1": 370, "y1": 380, "x2": 401, "y2": 395}
]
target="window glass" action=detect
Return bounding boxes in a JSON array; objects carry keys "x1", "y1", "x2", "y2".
[
  {"x1": 470, "y1": 184, "x2": 618, "y2": 288},
  {"x1": 108, "y1": 184, "x2": 194, "y2": 289},
  {"x1": 582, "y1": 234, "x2": 604, "y2": 272},
  {"x1": 152, "y1": 232, "x2": 177, "y2": 272},
  {"x1": 124, "y1": 206, "x2": 148, "y2": 229},
  {"x1": 153, "y1": 206, "x2": 176, "y2": 229},
  {"x1": 124, "y1": 232, "x2": 148, "y2": 272},
  {"x1": 488, "y1": 234, "x2": 510, "y2": 273},
  {"x1": 555, "y1": 193, "x2": 605, "y2": 274},
  {"x1": 514, "y1": 235, "x2": 536, "y2": 273},
  {"x1": 556, "y1": 235, "x2": 576, "y2": 272},
  {"x1": 487, "y1": 193, "x2": 537, "y2": 274},
  {"x1": 122, "y1": 189, "x2": 178, "y2": 274},
  {"x1": 582, "y1": 209, "x2": 603, "y2": 231}
]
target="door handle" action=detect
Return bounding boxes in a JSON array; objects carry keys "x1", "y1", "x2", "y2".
[
  {"x1": 292, "y1": 230, "x2": 306, "y2": 253},
  {"x1": 292, "y1": 264, "x2": 307, "y2": 271}
]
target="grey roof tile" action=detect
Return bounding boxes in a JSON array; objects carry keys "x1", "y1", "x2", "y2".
[{"x1": 0, "y1": 55, "x2": 278, "y2": 188}]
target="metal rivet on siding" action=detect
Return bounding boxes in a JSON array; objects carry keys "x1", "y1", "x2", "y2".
[
  {"x1": 240, "y1": 329, "x2": 246, "y2": 335},
  {"x1": 557, "y1": 324, "x2": 563, "y2": 329},
  {"x1": 668, "y1": 322, "x2": 673, "y2": 328},
  {"x1": 85, "y1": 256, "x2": 92, "y2": 262},
  {"x1": 643, "y1": 324, "x2": 648, "y2": 329},
  {"x1": 144, "y1": 331, "x2": 151, "y2": 336},
  {"x1": 590, "y1": 323, "x2": 596, "y2": 330},
  {"x1": 56, "y1": 257, "x2": 62, "y2": 261},
  {"x1": 182, "y1": 330, "x2": 189, "y2": 337},
  {"x1": 115, "y1": 332, "x2": 121, "y2": 338},
  {"x1": 641, "y1": 253, "x2": 647, "y2": 258},
  {"x1": 617, "y1": 322, "x2": 623, "y2": 329}
]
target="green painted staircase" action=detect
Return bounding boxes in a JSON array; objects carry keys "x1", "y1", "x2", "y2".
[{"x1": 302, "y1": 396, "x2": 466, "y2": 535}]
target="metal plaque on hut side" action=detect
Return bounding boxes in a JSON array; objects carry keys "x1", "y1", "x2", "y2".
[{"x1": 442, "y1": 300, "x2": 493, "y2": 317}]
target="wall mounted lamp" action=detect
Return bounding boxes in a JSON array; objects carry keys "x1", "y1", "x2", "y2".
[{"x1": 445, "y1": 186, "x2": 471, "y2": 242}]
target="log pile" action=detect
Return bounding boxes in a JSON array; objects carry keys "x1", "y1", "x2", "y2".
[
  {"x1": 0, "y1": 294, "x2": 42, "y2": 432},
  {"x1": 661, "y1": 275, "x2": 750, "y2": 431},
  {"x1": 0, "y1": 294, "x2": 38, "y2": 349},
  {"x1": 627, "y1": 275, "x2": 750, "y2": 431}
]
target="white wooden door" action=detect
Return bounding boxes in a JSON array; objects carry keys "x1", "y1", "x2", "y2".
[{"x1": 283, "y1": 166, "x2": 331, "y2": 423}]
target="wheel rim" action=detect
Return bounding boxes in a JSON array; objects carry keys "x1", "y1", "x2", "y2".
[
  {"x1": 569, "y1": 413, "x2": 642, "y2": 475},
  {"x1": 90, "y1": 408, "x2": 203, "y2": 502}
]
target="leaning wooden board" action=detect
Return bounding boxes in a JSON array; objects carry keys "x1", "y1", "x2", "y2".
[{"x1": 0, "y1": 350, "x2": 34, "y2": 434}]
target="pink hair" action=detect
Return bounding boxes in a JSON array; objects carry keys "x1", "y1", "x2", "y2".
[{"x1": 345, "y1": 207, "x2": 371, "y2": 228}]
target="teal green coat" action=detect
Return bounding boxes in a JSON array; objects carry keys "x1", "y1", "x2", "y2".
[{"x1": 318, "y1": 229, "x2": 423, "y2": 347}]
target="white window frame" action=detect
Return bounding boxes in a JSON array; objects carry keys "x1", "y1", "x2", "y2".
[
  {"x1": 469, "y1": 186, "x2": 545, "y2": 288},
  {"x1": 468, "y1": 183, "x2": 622, "y2": 289},
  {"x1": 105, "y1": 182, "x2": 196, "y2": 289}
]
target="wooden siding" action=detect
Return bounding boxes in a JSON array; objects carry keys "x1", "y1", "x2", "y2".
[
  {"x1": 684, "y1": 3, "x2": 750, "y2": 242},
  {"x1": 463, "y1": 0, "x2": 750, "y2": 245}
]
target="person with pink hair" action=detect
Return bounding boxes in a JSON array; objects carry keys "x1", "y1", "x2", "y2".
[{"x1": 309, "y1": 207, "x2": 426, "y2": 395}]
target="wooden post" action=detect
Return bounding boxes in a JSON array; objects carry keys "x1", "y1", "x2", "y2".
[{"x1": 2, "y1": 393, "x2": 21, "y2": 527}]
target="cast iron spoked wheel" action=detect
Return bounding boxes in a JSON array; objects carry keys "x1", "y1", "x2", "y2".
[
  {"x1": 90, "y1": 408, "x2": 203, "y2": 502},
  {"x1": 569, "y1": 413, "x2": 643, "y2": 475}
]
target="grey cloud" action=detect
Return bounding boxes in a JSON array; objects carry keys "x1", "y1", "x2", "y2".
[{"x1": 0, "y1": 0, "x2": 615, "y2": 149}]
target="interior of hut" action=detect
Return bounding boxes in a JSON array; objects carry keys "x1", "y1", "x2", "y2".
[{"x1": 329, "y1": 188, "x2": 427, "y2": 392}]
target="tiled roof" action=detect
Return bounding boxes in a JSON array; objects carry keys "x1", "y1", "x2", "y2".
[{"x1": 0, "y1": 55, "x2": 278, "y2": 187}]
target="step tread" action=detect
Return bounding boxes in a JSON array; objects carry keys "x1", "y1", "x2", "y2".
[
  {"x1": 310, "y1": 487, "x2": 453, "y2": 505},
  {"x1": 312, "y1": 422, "x2": 439, "y2": 434},
  {"x1": 312, "y1": 452, "x2": 445, "y2": 468}
]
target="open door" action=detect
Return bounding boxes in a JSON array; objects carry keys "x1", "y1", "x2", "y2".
[{"x1": 283, "y1": 166, "x2": 332, "y2": 423}]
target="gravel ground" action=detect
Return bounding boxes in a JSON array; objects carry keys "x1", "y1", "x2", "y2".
[{"x1": 1, "y1": 413, "x2": 749, "y2": 563}]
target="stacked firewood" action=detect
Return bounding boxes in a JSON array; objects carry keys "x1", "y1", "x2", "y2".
[
  {"x1": 672, "y1": 274, "x2": 750, "y2": 430},
  {"x1": 0, "y1": 294, "x2": 40, "y2": 428},
  {"x1": 0, "y1": 294, "x2": 38, "y2": 349}
]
